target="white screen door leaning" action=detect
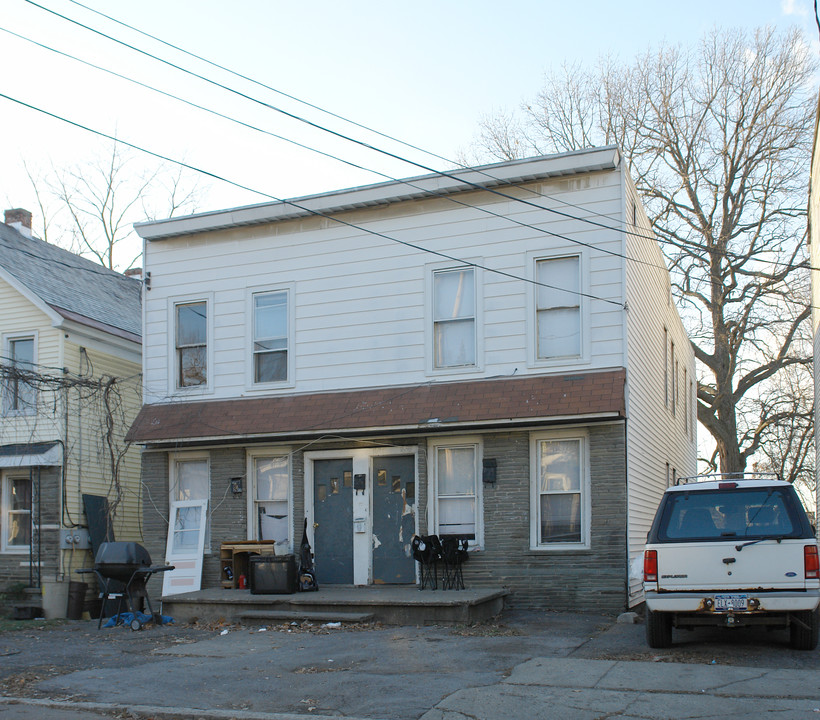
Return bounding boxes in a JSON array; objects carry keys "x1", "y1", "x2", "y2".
[{"x1": 162, "y1": 499, "x2": 208, "y2": 596}]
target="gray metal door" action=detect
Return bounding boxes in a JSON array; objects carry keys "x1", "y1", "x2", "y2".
[
  {"x1": 313, "y1": 458, "x2": 354, "y2": 584},
  {"x1": 372, "y1": 455, "x2": 416, "y2": 584}
]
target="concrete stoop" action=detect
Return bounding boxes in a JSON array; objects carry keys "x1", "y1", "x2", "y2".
[{"x1": 160, "y1": 586, "x2": 508, "y2": 625}]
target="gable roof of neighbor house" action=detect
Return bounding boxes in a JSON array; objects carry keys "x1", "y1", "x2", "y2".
[
  {"x1": 0, "y1": 220, "x2": 141, "y2": 343},
  {"x1": 127, "y1": 370, "x2": 626, "y2": 445}
]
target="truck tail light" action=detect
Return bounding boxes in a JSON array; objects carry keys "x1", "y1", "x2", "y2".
[
  {"x1": 805, "y1": 545, "x2": 819, "y2": 580},
  {"x1": 644, "y1": 550, "x2": 658, "y2": 582}
]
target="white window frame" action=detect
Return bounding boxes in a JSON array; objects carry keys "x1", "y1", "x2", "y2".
[
  {"x1": 1, "y1": 470, "x2": 32, "y2": 553},
  {"x1": 3, "y1": 332, "x2": 37, "y2": 416},
  {"x1": 425, "y1": 263, "x2": 483, "y2": 375},
  {"x1": 529, "y1": 429, "x2": 591, "y2": 550},
  {"x1": 168, "y1": 294, "x2": 213, "y2": 395},
  {"x1": 169, "y1": 452, "x2": 211, "y2": 551},
  {"x1": 245, "y1": 285, "x2": 294, "y2": 390},
  {"x1": 428, "y1": 436, "x2": 483, "y2": 548},
  {"x1": 527, "y1": 251, "x2": 589, "y2": 367},
  {"x1": 246, "y1": 447, "x2": 292, "y2": 552}
]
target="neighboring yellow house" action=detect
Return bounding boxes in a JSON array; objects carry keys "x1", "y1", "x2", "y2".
[{"x1": 0, "y1": 208, "x2": 142, "y2": 616}]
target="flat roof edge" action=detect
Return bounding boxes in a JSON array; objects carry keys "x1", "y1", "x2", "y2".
[{"x1": 136, "y1": 146, "x2": 621, "y2": 241}]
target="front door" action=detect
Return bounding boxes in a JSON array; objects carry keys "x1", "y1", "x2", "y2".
[
  {"x1": 313, "y1": 458, "x2": 354, "y2": 584},
  {"x1": 372, "y1": 455, "x2": 416, "y2": 584}
]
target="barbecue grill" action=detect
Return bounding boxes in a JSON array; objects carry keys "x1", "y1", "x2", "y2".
[{"x1": 77, "y1": 541, "x2": 174, "y2": 630}]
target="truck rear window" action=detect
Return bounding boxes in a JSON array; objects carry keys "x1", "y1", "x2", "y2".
[{"x1": 658, "y1": 488, "x2": 799, "y2": 542}]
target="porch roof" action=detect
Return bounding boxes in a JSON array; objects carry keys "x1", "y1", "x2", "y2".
[{"x1": 127, "y1": 369, "x2": 626, "y2": 446}]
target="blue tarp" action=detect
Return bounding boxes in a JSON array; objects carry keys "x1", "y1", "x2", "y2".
[{"x1": 103, "y1": 611, "x2": 174, "y2": 628}]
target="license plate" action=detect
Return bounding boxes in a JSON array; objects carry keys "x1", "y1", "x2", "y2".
[{"x1": 714, "y1": 594, "x2": 748, "y2": 612}]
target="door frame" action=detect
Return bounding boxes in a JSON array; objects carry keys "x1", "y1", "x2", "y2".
[{"x1": 304, "y1": 446, "x2": 419, "y2": 585}]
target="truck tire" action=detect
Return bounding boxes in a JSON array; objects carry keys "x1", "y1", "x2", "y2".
[
  {"x1": 789, "y1": 609, "x2": 819, "y2": 651},
  {"x1": 646, "y1": 609, "x2": 673, "y2": 648}
]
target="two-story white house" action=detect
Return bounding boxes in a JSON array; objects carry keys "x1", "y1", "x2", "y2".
[
  {"x1": 0, "y1": 208, "x2": 143, "y2": 615},
  {"x1": 128, "y1": 147, "x2": 695, "y2": 612}
]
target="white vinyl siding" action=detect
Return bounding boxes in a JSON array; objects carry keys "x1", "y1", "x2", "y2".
[{"x1": 141, "y1": 167, "x2": 626, "y2": 403}]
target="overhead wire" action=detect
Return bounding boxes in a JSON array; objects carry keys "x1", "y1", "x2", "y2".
[
  {"x1": 0, "y1": 24, "x2": 666, "y2": 273},
  {"x1": 40, "y1": 0, "x2": 811, "y2": 274},
  {"x1": 13, "y1": 1, "x2": 814, "y2": 278},
  {"x1": 0, "y1": 91, "x2": 625, "y2": 307}
]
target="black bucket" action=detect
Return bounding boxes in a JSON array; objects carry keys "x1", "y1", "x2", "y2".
[{"x1": 66, "y1": 581, "x2": 87, "y2": 620}]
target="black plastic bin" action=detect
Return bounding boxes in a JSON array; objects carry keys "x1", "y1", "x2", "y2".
[{"x1": 250, "y1": 554, "x2": 297, "y2": 594}]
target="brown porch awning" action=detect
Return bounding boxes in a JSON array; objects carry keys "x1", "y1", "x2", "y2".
[{"x1": 127, "y1": 369, "x2": 626, "y2": 445}]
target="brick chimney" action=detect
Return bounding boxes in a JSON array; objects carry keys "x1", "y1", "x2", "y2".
[
  {"x1": 4, "y1": 208, "x2": 33, "y2": 238},
  {"x1": 124, "y1": 267, "x2": 143, "y2": 280}
]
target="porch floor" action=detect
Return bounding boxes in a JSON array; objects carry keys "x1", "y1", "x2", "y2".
[{"x1": 158, "y1": 585, "x2": 509, "y2": 626}]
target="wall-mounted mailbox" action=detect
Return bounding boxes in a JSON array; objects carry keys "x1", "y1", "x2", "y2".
[
  {"x1": 354, "y1": 474, "x2": 366, "y2": 493},
  {"x1": 482, "y1": 458, "x2": 497, "y2": 485},
  {"x1": 353, "y1": 517, "x2": 367, "y2": 533}
]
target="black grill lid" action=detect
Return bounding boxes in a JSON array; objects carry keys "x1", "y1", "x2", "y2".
[{"x1": 94, "y1": 541, "x2": 152, "y2": 568}]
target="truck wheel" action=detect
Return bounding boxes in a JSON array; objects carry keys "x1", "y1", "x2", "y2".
[
  {"x1": 789, "y1": 609, "x2": 819, "y2": 651},
  {"x1": 646, "y1": 609, "x2": 673, "y2": 648}
]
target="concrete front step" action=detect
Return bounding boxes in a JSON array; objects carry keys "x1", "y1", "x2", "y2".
[
  {"x1": 161, "y1": 586, "x2": 508, "y2": 626},
  {"x1": 240, "y1": 609, "x2": 374, "y2": 623}
]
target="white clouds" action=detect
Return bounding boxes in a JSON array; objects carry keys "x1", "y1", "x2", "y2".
[{"x1": 781, "y1": 0, "x2": 810, "y2": 17}]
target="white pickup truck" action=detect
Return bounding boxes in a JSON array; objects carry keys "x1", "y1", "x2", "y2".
[{"x1": 643, "y1": 474, "x2": 819, "y2": 650}]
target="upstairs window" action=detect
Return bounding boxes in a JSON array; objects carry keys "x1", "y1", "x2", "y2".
[
  {"x1": 253, "y1": 291, "x2": 288, "y2": 384},
  {"x1": 176, "y1": 301, "x2": 207, "y2": 388},
  {"x1": 536, "y1": 257, "x2": 580, "y2": 359},
  {"x1": 4, "y1": 336, "x2": 35, "y2": 414},
  {"x1": 433, "y1": 268, "x2": 475, "y2": 369}
]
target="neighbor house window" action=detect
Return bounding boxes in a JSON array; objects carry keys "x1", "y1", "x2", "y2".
[
  {"x1": 433, "y1": 268, "x2": 475, "y2": 368},
  {"x1": 433, "y1": 442, "x2": 479, "y2": 538},
  {"x1": 536, "y1": 256, "x2": 580, "y2": 359},
  {"x1": 4, "y1": 336, "x2": 35, "y2": 413},
  {"x1": 253, "y1": 291, "x2": 288, "y2": 384},
  {"x1": 175, "y1": 301, "x2": 207, "y2": 388},
  {"x1": 532, "y1": 434, "x2": 588, "y2": 547},
  {"x1": 170, "y1": 455, "x2": 210, "y2": 547},
  {"x1": 251, "y1": 454, "x2": 290, "y2": 548},
  {"x1": 2, "y1": 472, "x2": 31, "y2": 552}
]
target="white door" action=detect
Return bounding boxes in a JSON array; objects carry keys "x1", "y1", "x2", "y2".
[{"x1": 162, "y1": 499, "x2": 208, "y2": 596}]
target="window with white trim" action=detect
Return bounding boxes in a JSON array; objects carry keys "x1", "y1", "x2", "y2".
[
  {"x1": 170, "y1": 455, "x2": 210, "y2": 547},
  {"x1": 4, "y1": 336, "x2": 35, "y2": 414},
  {"x1": 535, "y1": 256, "x2": 580, "y2": 359},
  {"x1": 433, "y1": 268, "x2": 475, "y2": 369},
  {"x1": 250, "y1": 453, "x2": 290, "y2": 549},
  {"x1": 253, "y1": 291, "x2": 289, "y2": 384},
  {"x1": 2, "y1": 472, "x2": 31, "y2": 552},
  {"x1": 531, "y1": 432, "x2": 588, "y2": 548},
  {"x1": 175, "y1": 301, "x2": 207, "y2": 388},
  {"x1": 432, "y1": 441, "x2": 480, "y2": 539}
]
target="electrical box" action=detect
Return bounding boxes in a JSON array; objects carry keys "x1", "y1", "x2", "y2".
[{"x1": 60, "y1": 529, "x2": 92, "y2": 550}]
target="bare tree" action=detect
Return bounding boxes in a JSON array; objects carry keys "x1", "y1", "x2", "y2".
[
  {"x1": 468, "y1": 26, "x2": 816, "y2": 477},
  {"x1": 30, "y1": 141, "x2": 203, "y2": 271}
]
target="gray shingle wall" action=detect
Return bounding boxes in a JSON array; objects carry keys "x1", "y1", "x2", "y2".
[{"x1": 138, "y1": 424, "x2": 626, "y2": 612}]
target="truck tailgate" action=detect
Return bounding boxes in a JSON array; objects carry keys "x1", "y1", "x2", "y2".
[{"x1": 655, "y1": 539, "x2": 808, "y2": 591}]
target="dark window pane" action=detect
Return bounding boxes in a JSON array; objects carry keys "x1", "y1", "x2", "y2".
[
  {"x1": 179, "y1": 346, "x2": 206, "y2": 387},
  {"x1": 176, "y1": 303, "x2": 206, "y2": 346},
  {"x1": 254, "y1": 350, "x2": 287, "y2": 383}
]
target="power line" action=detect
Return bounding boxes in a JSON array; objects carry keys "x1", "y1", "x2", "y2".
[
  {"x1": 0, "y1": 25, "x2": 667, "y2": 274},
  {"x1": 0, "y1": 91, "x2": 625, "y2": 308},
  {"x1": 24, "y1": 0, "x2": 809, "y2": 275}
]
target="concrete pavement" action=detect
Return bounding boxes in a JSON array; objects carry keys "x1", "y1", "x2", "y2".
[{"x1": 1, "y1": 611, "x2": 818, "y2": 719}]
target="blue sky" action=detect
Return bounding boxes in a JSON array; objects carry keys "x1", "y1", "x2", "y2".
[{"x1": 2, "y1": 0, "x2": 817, "y2": 228}]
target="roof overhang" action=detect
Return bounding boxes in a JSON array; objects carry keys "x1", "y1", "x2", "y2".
[
  {"x1": 135, "y1": 146, "x2": 621, "y2": 241},
  {"x1": 127, "y1": 369, "x2": 626, "y2": 447},
  {"x1": 0, "y1": 442, "x2": 62, "y2": 468}
]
